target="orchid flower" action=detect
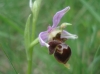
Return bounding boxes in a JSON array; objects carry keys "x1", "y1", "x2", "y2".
[{"x1": 38, "y1": 6, "x2": 78, "y2": 64}]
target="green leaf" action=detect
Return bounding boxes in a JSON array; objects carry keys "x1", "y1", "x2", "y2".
[{"x1": 24, "y1": 14, "x2": 31, "y2": 60}]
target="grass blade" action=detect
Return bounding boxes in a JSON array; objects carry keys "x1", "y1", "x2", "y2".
[
  {"x1": 0, "y1": 13, "x2": 23, "y2": 34},
  {"x1": 80, "y1": 0, "x2": 100, "y2": 23}
]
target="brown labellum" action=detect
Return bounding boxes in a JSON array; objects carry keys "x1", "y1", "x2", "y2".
[
  {"x1": 48, "y1": 40, "x2": 61, "y2": 54},
  {"x1": 48, "y1": 32, "x2": 71, "y2": 64},
  {"x1": 54, "y1": 43, "x2": 71, "y2": 64}
]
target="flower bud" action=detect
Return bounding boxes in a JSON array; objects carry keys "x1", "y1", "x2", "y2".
[{"x1": 29, "y1": 0, "x2": 41, "y2": 14}]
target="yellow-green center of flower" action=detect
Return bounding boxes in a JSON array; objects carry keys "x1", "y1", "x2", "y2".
[
  {"x1": 48, "y1": 29, "x2": 62, "y2": 41},
  {"x1": 48, "y1": 23, "x2": 72, "y2": 41}
]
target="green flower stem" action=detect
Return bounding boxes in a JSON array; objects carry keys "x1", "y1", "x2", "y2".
[
  {"x1": 27, "y1": 47, "x2": 33, "y2": 74},
  {"x1": 27, "y1": 38, "x2": 39, "y2": 74},
  {"x1": 26, "y1": 0, "x2": 41, "y2": 74},
  {"x1": 31, "y1": 0, "x2": 41, "y2": 41},
  {"x1": 31, "y1": 18, "x2": 37, "y2": 41}
]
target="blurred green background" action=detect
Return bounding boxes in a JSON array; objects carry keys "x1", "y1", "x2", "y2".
[{"x1": 0, "y1": 0, "x2": 100, "y2": 74}]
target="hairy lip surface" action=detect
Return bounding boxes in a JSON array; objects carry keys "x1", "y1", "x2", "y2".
[
  {"x1": 48, "y1": 40, "x2": 71, "y2": 64},
  {"x1": 54, "y1": 43, "x2": 71, "y2": 64}
]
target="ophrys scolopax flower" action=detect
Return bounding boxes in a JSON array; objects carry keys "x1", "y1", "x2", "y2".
[{"x1": 38, "y1": 6, "x2": 78, "y2": 64}]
